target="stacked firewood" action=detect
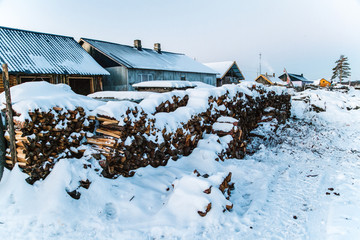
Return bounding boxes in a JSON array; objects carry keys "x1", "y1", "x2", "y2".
[
  {"x1": 89, "y1": 88, "x2": 291, "y2": 178},
  {"x1": 4, "y1": 107, "x2": 96, "y2": 183},
  {"x1": 2, "y1": 85, "x2": 291, "y2": 182},
  {"x1": 87, "y1": 108, "x2": 162, "y2": 177}
]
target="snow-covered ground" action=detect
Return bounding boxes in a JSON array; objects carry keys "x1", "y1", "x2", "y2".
[{"x1": 0, "y1": 88, "x2": 359, "y2": 239}]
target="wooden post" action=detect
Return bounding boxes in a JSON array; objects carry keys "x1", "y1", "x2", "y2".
[
  {"x1": 2, "y1": 64, "x2": 17, "y2": 165},
  {"x1": 0, "y1": 113, "x2": 6, "y2": 181}
]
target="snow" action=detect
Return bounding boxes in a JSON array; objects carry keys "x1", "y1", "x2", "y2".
[
  {"x1": 203, "y1": 61, "x2": 234, "y2": 78},
  {"x1": 80, "y1": 38, "x2": 217, "y2": 74},
  {"x1": 0, "y1": 27, "x2": 109, "y2": 76},
  {"x1": 0, "y1": 82, "x2": 105, "y2": 122},
  {"x1": 88, "y1": 91, "x2": 156, "y2": 102},
  {"x1": 0, "y1": 84, "x2": 360, "y2": 239},
  {"x1": 132, "y1": 80, "x2": 197, "y2": 89}
]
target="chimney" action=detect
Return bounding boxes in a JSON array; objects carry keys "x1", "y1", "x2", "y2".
[
  {"x1": 134, "y1": 39, "x2": 142, "y2": 50},
  {"x1": 301, "y1": 73, "x2": 303, "y2": 77},
  {"x1": 154, "y1": 43, "x2": 161, "y2": 53}
]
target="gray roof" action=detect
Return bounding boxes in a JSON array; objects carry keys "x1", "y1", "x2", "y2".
[
  {"x1": 80, "y1": 38, "x2": 217, "y2": 75},
  {"x1": 0, "y1": 26, "x2": 109, "y2": 75}
]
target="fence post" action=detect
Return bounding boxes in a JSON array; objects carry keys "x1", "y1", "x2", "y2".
[{"x1": 2, "y1": 64, "x2": 17, "y2": 166}]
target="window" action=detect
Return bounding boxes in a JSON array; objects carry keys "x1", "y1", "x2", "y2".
[
  {"x1": 181, "y1": 75, "x2": 186, "y2": 81},
  {"x1": 137, "y1": 74, "x2": 154, "y2": 82}
]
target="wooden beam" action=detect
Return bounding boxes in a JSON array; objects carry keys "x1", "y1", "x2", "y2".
[{"x1": 2, "y1": 64, "x2": 17, "y2": 165}]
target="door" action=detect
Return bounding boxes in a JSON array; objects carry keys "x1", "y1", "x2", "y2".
[{"x1": 69, "y1": 78, "x2": 93, "y2": 95}]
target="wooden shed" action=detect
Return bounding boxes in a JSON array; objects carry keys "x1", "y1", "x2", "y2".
[
  {"x1": 79, "y1": 38, "x2": 217, "y2": 91},
  {"x1": 0, "y1": 26, "x2": 109, "y2": 95},
  {"x1": 203, "y1": 61, "x2": 245, "y2": 87},
  {"x1": 319, "y1": 78, "x2": 331, "y2": 87},
  {"x1": 255, "y1": 73, "x2": 286, "y2": 86}
]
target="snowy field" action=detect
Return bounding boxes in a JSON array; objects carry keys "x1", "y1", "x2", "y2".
[{"x1": 0, "y1": 87, "x2": 359, "y2": 239}]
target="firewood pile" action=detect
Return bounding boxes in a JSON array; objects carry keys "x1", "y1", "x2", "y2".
[
  {"x1": 90, "y1": 87, "x2": 291, "y2": 178},
  {"x1": 2, "y1": 84, "x2": 291, "y2": 182},
  {"x1": 4, "y1": 106, "x2": 96, "y2": 183}
]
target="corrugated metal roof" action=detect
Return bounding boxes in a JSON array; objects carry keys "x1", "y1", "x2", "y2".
[
  {"x1": 0, "y1": 26, "x2": 109, "y2": 75},
  {"x1": 80, "y1": 38, "x2": 217, "y2": 75}
]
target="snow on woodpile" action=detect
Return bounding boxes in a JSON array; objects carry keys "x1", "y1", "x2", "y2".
[
  {"x1": 139, "y1": 90, "x2": 189, "y2": 114},
  {"x1": 88, "y1": 82, "x2": 291, "y2": 177},
  {"x1": 88, "y1": 91, "x2": 156, "y2": 102},
  {"x1": 0, "y1": 81, "x2": 290, "y2": 181},
  {"x1": 0, "y1": 82, "x2": 105, "y2": 183},
  {"x1": 0, "y1": 82, "x2": 104, "y2": 123}
]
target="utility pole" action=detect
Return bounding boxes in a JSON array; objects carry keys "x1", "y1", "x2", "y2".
[{"x1": 259, "y1": 53, "x2": 262, "y2": 75}]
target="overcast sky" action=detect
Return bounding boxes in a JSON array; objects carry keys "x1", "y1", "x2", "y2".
[{"x1": 0, "y1": 0, "x2": 359, "y2": 80}]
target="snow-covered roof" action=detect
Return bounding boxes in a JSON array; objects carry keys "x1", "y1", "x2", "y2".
[
  {"x1": 80, "y1": 38, "x2": 217, "y2": 75},
  {"x1": 256, "y1": 74, "x2": 287, "y2": 86},
  {"x1": 0, "y1": 26, "x2": 109, "y2": 75},
  {"x1": 132, "y1": 80, "x2": 197, "y2": 89},
  {"x1": 203, "y1": 61, "x2": 244, "y2": 80}
]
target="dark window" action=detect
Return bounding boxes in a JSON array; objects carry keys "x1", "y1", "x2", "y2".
[
  {"x1": 69, "y1": 78, "x2": 92, "y2": 95},
  {"x1": 20, "y1": 77, "x2": 51, "y2": 83}
]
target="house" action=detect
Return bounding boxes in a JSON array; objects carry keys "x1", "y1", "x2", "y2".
[
  {"x1": 319, "y1": 78, "x2": 331, "y2": 87},
  {"x1": 255, "y1": 73, "x2": 286, "y2": 86},
  {"x1": 79, "y1": 38, "x2": 217, "y2": 91},
  {"x1": 203, "y1": 61, "x2": 244, "y2": 86},
  {"x1": 0, "y1": 26, "x2": 109, "y2": 95},
  {"x1": 278, "y1": 73, "x2": 313, "y2": 87}
]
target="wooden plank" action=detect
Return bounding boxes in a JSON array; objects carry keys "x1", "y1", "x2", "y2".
[
  {"x1": 96, "y1": 128, "x2": 121, "y2": 138},
  {"x1": 96, "y1": 116, "x2": 119, "y2": 123}
]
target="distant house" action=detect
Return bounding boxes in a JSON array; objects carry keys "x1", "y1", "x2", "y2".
[
  {"x1": 79, "y1": 39, "x2": 217, "y2": 91},
  {"x1": 0, "y1": 26, "x2": 109, "y2": 95},
  {"x1": 319, "y1": 78, "x2": 331, "y2": 87},
  {"x1": 203, "y1": 61, "x2": 244, "y2": 86},
  {"x1": 255, "y1": 73, "x2": 286, "y2": 86},
  {"x1": 278, "y1": 73, "x2": 313, "y2": 87}
]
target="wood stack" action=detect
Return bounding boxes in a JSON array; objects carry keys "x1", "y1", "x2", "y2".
[
  {"x1": 88, "y1": 88, "x2": 292, "y2": 178},
  {"x1": 4, "y1": 106, "x2": 96, "y2": 183}
]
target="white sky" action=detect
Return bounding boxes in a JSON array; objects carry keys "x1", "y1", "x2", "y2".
[{"x1": 0, "y1": 0, "x2": 359, "y2": 80}]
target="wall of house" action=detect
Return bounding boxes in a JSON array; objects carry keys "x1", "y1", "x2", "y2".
[
  {"x1": 103, "y1": 66, "x2": 128, "y2": 91},
  {"x1": 127, "y1": 69, "x2": 216, "y2": 90},
  {"x1": 0, "y1": 74, "x2": 101, "y2": 95},
  {"x1": 0, "y1": 74, "x2": 17, "y2": 92},
  {"x1": 81, "y1": 42, "x2": 119, "y2": 68}
]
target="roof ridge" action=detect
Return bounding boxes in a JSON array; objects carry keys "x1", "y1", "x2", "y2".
[
  {"x1": 0, "y1": 26, "x2": 74, "y2": 39},
  {"x1": 80, "y1": 37, "x2": 184, "y2": 55}
]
